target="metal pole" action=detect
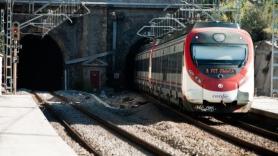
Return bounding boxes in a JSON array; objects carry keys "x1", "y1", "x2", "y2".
[
  {"x1": 0, "y1": 54, "x2": 2, "y2": 95},
  {"x1": 0, "y1": 9, "x2": 4, "y2": 94},
  {"x1": 236, "y1": 0, "x2": 241, "y2": 25},
  {"x1": 13, "y1": 41, "x2": 18, "y2": 94},
  {"x1": 112, "y1": 12, "x2": 117, "y2": 72},
  {"x1": 6, "y1": 0, "x2": 13, "y2": 93},
  {"x1": 271, "y1": 0, "x2": 275, "y2": 96},
  {"x1": 64, "y1": 68, "x2": 67, "y2": 90}
]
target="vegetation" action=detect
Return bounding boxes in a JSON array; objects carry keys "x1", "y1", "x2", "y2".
[{"x1": 220, "y1": 0, "x2": 272, "y2": 42}]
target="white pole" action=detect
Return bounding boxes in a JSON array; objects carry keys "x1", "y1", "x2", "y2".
[
  {"x1": 64, "y1": 68, "x2": 67, "y2": 90},
  {"x1": 0, "y1": 54, "x2": 2, "y2": 95}
]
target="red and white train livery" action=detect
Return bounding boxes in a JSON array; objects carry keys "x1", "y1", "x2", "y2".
[{"x1": 135, "y1": 22, "x2": 254, "y2": 113}]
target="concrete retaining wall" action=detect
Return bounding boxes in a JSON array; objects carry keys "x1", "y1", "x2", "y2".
[{"x1": 254, "y1": 41, "x2": 276, "y2": 96}]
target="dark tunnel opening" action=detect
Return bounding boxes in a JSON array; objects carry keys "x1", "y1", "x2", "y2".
[
  {"x1": 18, "y1": 35, "x2": 64, "y2": 91},
  {"x1": 123, "y1": 38, "x2": 151, "y2": 89}
]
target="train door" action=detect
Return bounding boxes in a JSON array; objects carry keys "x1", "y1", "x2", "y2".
[{"x1": 90, "y1": 71, "x2": 100, "y2": 89}]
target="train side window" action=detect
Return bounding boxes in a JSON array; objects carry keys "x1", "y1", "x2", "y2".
[
  {"x1": 146, "y1": 58, "x2": 149, "y2": 71},
  {"x1": 167, "y1": 54, "x2": 171, "y2": 73},
  {"x1": 175, "y1": 52, "x2": 182, "y2": 73},
  {"x1": 152, "y1": 57, "x2": 157, "y2": 73},
  {"x1": 138, "y1": 59, "x2": 140, "y2": 71},
  {"x1": 156, "y1": 57, "x2": 159, "y2": 73},
  {"x1": 142, "y1": 59, "x2": 144, "y2": 71},
  {"x1": 139, "y1": 59, "x2": 142, "y2": 71},
  {"x1": 162, "y1": 55, "x2": 168, "y2": 73},
  {"x1": 169, "y1": 53, "x2": 174, "y2": 73},
  {"x1": 168, "y1": 54, "x2": 172, "y2": 73},
  {"x1": 159, "y1": 57, "x2": 162, "y2": 73},
  {"x1": 145, "y1": 59, "x2": 149, "y2": 71},
  {"x1": 177, "y1": 44, "x2": 183, "y2": 52},
  {"x1": 152, "y1": 57, "x2": 155, "y2": 72},
  {"x1": 171, "y1": 54, "x2": 176, "y2": 73}
]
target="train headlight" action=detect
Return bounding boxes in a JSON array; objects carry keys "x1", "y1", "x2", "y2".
[{"x1": 213, "y1": 33, "x2": 225, "y2": 42}]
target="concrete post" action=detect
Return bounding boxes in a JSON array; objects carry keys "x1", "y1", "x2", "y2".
[
  {"x1": 13, "y1": 41, "x2": 18, "y2": 95},
  {"x1": 0, "y1": 53, "x2": 2, "y2": 95},
  {"x1": 64, "y1": 68, "x2": 67, "y2": 90},
  {"x1": 112, "y1": 12, "x2": 117, "y2": 72}
]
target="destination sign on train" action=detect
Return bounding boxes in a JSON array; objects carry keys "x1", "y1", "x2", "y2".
[{"x1": 205, "y1": 68, "x2": 236, "y2": 74}]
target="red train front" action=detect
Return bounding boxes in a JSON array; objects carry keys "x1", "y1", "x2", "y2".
[
  {"x1": 183, "y1": 22, "x2": 254, "y2": 112},
  {"x1": 135, "y1": 22, "x2": 254, "y2": 113}
]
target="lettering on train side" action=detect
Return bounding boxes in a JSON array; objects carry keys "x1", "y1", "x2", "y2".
[{"x1": 212, "y1": 94, "x2": 229, "y2": 99}]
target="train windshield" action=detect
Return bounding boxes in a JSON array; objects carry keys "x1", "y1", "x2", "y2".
[{"x1": 192, "y1": 45, "x2": 247, "y2": 66}]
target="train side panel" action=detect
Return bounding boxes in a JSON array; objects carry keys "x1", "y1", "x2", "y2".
[{"x1": 135, "y1": 37, "x2": 185, "y2": 106}]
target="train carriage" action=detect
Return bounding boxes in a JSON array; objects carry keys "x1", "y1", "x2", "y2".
[{"x1": 135, "y1": 22, "x2": 254, "y2": 113}]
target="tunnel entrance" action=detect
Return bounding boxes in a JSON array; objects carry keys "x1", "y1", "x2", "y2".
[
  {"x1": 123, "y1": 38, "x2": 150, "y2": 89},
  {"x1": 18, "y1": 35, "x2": 64, "y2": 91}
]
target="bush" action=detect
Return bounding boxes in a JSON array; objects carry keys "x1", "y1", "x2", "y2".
[
  {"x1": 240, "y1": 6, "x2": 268, "y2": 41},
  {"x1": 220, "y1": 0, "x2": 271, "y2": 41}
]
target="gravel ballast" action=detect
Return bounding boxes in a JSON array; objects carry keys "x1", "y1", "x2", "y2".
[
  {"x1": 206, "y1": 117, "x2": 278, "y2": 152},
  {"x1": 40, "y1": 106, "x2": 93, "y2": 156},
  {"x1": 39, "y1": 93, "x2": 149, "y2": 156},
  {"x1": 54, "y1": 90, "x2": 264, "y2": 156}
]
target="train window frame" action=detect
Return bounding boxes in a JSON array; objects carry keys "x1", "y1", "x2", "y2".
[{"x1": 190, "y1": 44, "x2": 248, "y2": 67}]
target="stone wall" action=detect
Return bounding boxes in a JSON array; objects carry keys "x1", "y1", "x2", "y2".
[
  {"x1": 107, "y1": 7, "x2": 166, "y2": 86},
  {"x1": 40, "y1": 5, "x2": 167, "y2": 90},
  {"x1": 254, "y1": 41, "x2": 276, "y2": 96}
]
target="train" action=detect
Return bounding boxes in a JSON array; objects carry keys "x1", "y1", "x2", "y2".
[{"x1": 135, "y1": 22, "x2": 254, "y2": 113}]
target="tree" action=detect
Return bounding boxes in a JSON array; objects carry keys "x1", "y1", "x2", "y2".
[
  {"x1": 240, "y1": 3, "x2": 268, "y2": 41},
  {"x1": 219, "y1": 0, "x2": 271, "y2": 41}
]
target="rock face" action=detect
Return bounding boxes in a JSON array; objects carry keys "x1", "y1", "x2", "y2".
[{"x1": 254, "y1": 41, "x2": 277, "y2": 96}]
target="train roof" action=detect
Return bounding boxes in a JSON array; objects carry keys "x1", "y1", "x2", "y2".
[
  {"x1": 193, "y1": 21, "x2": 240, "y2": 29},
  {"x1": 138, "y1": 22, "x2": 241, "y2": 53}
]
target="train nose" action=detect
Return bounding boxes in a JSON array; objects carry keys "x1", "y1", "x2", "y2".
[{"x1": 203, "y1": 81, "x2": 238, "y2": 103}]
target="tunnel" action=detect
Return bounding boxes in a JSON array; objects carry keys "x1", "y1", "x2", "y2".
[
  {"x1": 123, "y1": 38, "x2": 150, "y2": 89},
  {"x1": 18, "y1": 35, "x2": 64, "y2": 91}
]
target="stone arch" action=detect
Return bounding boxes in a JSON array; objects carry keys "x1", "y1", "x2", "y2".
[{"x1": 122, "y1": 37, "x2": 150, "y2": 89}]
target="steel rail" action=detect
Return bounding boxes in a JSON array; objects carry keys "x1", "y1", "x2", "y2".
[
  {"x1": 51, "y1": 92, "x2": 172, "y2": 156},
  {"x1": 217, "y1": 116, "x2": 278, "y2": 142},
  {"x1": 32, "y1": 92, "x2": 101, "y2": 156},
  {"x1": 145, "y1": 95, "x2": 278, "y2": 156}
]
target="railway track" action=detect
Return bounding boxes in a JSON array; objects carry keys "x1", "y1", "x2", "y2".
[
  {"x1": 145, "y1": 95, "x2": 278, "y2": 156},
  {"x1": 215, "y1": 115, "x2": 278, "y2": 142},
  {"x1": 32, "y1": 92, "x2": 101, "y2": 156},
  {"x1": 34, "y1": 91, "x2": 172, "y2": 156}
]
